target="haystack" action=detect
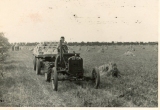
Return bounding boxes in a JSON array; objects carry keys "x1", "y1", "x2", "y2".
[
  {"x1": 98, "y1": 48, "x2": 104, "y2": 53},
  {"x1": 124, "y1": 51, "x2": 135, "y2": 56},
  {"x1": 92, "y1": 46, "x2": 95, "y2": 49},
  {"x1": 105, "y1": 45, "x2": 108, "y2": 50},
  {"x1": 29, "y1": 48, "x2": 33, "y2": 51},
  {"x1": 142, "y1": 47, "x2": 145, "y2": 49},
  {"x1": 129, "y1": 47, "x2": 135, "y2": 51},
  {"x1": 131, "y1": 48, "x2": 135, "y2": 51},
  {"x1": 154, "y1": 47, "x2": 158, "y2": 52},
  {"x1": 86, "y1": 47, "x2": 90, "y2": 52},
  {"x1": 127, "y1": 45, "x2": 135, "y2": 51},
  {"x1": 78, "y1": 47, "x2": 81, "y2": 51},
  {"x1": 114, "y1": 45, "x2": 118, "y2": 50},
  {"x1": 69, "y1": 47, "x2": 73, "y2": 50},
  {"x1": 87, "y1": 49, "x2": 90, "y2": 52}
]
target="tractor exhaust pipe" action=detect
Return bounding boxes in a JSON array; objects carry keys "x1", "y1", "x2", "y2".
[{"x1": 60, "y1": 39, "x2": 63, "y2": 64}]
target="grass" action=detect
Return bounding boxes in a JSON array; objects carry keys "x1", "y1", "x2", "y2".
[{"x1": 0, "y1": 45, "x2": 158, "y2": 107}]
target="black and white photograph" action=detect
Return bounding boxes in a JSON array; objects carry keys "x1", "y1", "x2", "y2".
[{"x1": 0, "y1": 0, "x2": 158, "y2": 108}]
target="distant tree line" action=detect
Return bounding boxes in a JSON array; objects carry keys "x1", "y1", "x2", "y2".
[
  {"x1": 10, "y1": 41, "x2": 158, "y2": 46},
  {"x1": 67, "y1": 41, "x2": 158, "y2": 46}
]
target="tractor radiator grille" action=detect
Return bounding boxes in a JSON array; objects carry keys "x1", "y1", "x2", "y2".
[{"x1": 68, "y1": 56, "x2": 83, "y2": 74}]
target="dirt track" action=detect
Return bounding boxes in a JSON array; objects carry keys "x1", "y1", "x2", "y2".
[
  {"x1": 1, "y1": 49, "x2": 108, "y2": 107},
  {"x1": 0, "y1": 50, "x2": 69, "y2": 106}
]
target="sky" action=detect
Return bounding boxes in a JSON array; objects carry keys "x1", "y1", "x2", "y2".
[{"x1": 0, "y1": 0, "x2": 158, "y2": 43}]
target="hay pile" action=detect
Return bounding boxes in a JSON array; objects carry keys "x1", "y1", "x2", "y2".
[
  {"x1": 69, "y1": 47, "x2": 73, "y2": 50},
  {"x1": 92, "y1": 46, "x2": 95, "y2": 49},
  {"x1": 154, "y1": 47, "x2": 158, "y2": 51},
  {"x1": 78, "y1": 47, "x2": 81, "y2": 51},
  {"x1": 131, "y1": 48, "x2": 135, "y2": 51},
  {"x1": 105, "y1": 45, "x2": 108, "y2": 50},
  {"x1": 113, "y1": 45, "x2": 118, "y2": 50},
  {"x1": 98, "y1": 48, "x2": 104, "y2": 53},
  {"x1": 124, "y1": 51, "x2": 135, "y2": 56},
  {"x1": 127, "y1": 45, "x2": 135, "y2": 51},
  {"x1": 128, "y1": 48, "x2": 135, "y2": 51},
  {"x1": 29, "y1": 48, "x2": 33, "y2": 51},
  {"x1": 86, "y1": 47, "x2": 90, "y2": 52}
]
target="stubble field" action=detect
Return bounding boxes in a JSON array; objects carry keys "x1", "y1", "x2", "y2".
[{"x1": 0, "y1": 45, "x2": 158, "y2": 107}]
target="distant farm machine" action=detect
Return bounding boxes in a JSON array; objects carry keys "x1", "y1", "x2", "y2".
[{"x1": 33, "y1": 37, "x2": 100, "y2": 91}]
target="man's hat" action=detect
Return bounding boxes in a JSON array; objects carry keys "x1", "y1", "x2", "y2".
[{"x1": 61, "y1": 36, "x2": 64, "y2": 39}]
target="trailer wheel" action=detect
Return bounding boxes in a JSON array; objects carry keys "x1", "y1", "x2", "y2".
[
  {"x1": 52, "y1": 67, "x2": 58, "y2": 91},
  {"x1": 33, "y1": 57, "x2": 36, "y2": 71},
  {"x1": 36, "y1": 58, "x2": 41, "y2": 75},
  {"x1": 91, "y1": 68, "x2": 100, "y2": 89},
  {"x1": 45, "y1": 62, "x2": 51, "y2": 82}
]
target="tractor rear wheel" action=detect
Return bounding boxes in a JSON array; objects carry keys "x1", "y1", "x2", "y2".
[
  {"x1": 52, "y1": 67, "x2": 58, "y2": 91},
  {"x1": 45, "y1": 62, "x2": 51, "y2": 82},
  {"x1": 36, "y1": 58, "x2": 41, "y2": 75},
  {"x1": 33, "y1": 57, "x2": 36, "y2": 71},
  {"x1": 91, "y1": 68, "x2": 100, "y2": 89}
]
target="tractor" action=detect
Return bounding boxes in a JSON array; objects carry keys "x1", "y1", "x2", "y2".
[
  {"x1": 32, "y1": 37, "x2": 100, "y2": 91},
  {"x1": 51, "y1": 38, "x2": 100, "y2": 91}
]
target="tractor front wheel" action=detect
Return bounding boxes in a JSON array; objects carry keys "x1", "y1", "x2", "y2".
[
  {"x1": 36, "y1": 58, "x2": 41, "y2": 75},
  {"x1": 52, "y1": 67, "x2": 58, "y2": 91},
  {"x1": 91, "y1": 68, "x2": 100, "y2": 89}
]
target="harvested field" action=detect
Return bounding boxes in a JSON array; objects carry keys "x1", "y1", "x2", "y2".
[{"x1": 0, "y1": 45, "x2": 158, "y2": 107}]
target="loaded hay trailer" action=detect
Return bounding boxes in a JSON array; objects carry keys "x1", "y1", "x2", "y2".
[{"x1": 32, "y1": 42, "x2": 59, "y2": 82}]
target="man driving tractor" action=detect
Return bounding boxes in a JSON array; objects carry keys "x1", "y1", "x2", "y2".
[{"x1": 57, "y1": 36, "x2": 68, "y2": 53}]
